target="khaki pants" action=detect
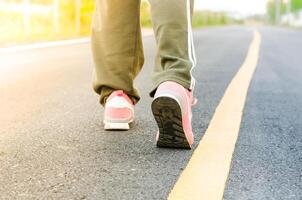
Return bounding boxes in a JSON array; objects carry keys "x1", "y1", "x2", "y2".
[{"x1": 91, "y1": 0, "x2": 196, "y2": 105}]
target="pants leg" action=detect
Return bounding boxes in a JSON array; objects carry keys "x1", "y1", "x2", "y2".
[
  {"x1": 148, "y1": 0, "x2": 196, "y2": 97},
  {"x1": 91, "y1": 0, "x2": 144, "y2": 106}
]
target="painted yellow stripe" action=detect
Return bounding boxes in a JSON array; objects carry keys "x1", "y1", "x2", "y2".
[{"x1": 168, "y1": 30, "x2": 262, "y2": 200}]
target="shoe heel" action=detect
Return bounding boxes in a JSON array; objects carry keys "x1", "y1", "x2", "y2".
[{"x1": 151, "y1": 97, "x2": 191, "y2": 149}]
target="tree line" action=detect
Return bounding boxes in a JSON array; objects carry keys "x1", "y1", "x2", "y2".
[{"x1": 267, "y1": 0, "x2": 302, "y2": 22}]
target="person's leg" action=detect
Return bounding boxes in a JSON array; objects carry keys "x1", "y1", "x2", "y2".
[
  {"x1": 148, "y1": 0, "x2": 196, "y2": 149},
  {"x1": 148, "y1": 0, "x2": 196, "y2": 96},
  {"x1": 91, "y1": 0, "x2": 144, "y2": 106}
]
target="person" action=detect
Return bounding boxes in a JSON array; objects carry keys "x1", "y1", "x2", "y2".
[{"x1": 91, "y1": 0, "x2": 197, "y2": 149}]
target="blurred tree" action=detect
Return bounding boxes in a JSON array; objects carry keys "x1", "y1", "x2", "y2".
[
  {"x1": 267, "y1": 0, "x2": 288, "y2": 23},
  {"x1": 267, "y1": 0, "x2": 302, "y2": 20},
  {"x1": 79, "y1": 0, "x2": 94, "y2": 34},
  {"x1": 291, "y1": 0, "x2": 302, "y2": 11}
]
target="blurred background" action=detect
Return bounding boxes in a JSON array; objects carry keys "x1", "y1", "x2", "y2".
[{"x1": 0, "y1": 0, "x2": 301, "y2": 47}]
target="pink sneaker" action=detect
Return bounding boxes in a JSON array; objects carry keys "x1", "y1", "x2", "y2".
[
  {"x1": 104, "y1": 90, "x2": 134, "y2": 130},
  {"x1": 151, "y1": 81, "x2": 196, "y2": 149}
]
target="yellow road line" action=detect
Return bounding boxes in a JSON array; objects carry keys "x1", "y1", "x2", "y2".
[{"x1": 168, "y1": 30, "x2": 262, "y2": 200}]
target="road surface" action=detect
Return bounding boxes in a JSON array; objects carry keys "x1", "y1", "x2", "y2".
[{"x1": 0, "y1": 26, "x2": 301, "y2": 199}]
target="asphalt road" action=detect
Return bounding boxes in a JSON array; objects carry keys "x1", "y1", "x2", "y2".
[
  {"x1": 0, "y1": 26, "x2": 301, "y2": 199},
  {"x1": 224, "y1": 27, "x2": 302, "y2": 200}
]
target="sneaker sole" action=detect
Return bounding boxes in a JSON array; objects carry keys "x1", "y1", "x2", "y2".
[
  {"x1": 151, "y1": 97, "x2": 191, "y2": 149},
  {"x1": 104, "y1": 120, "x2": 132, "y2": 131}
]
